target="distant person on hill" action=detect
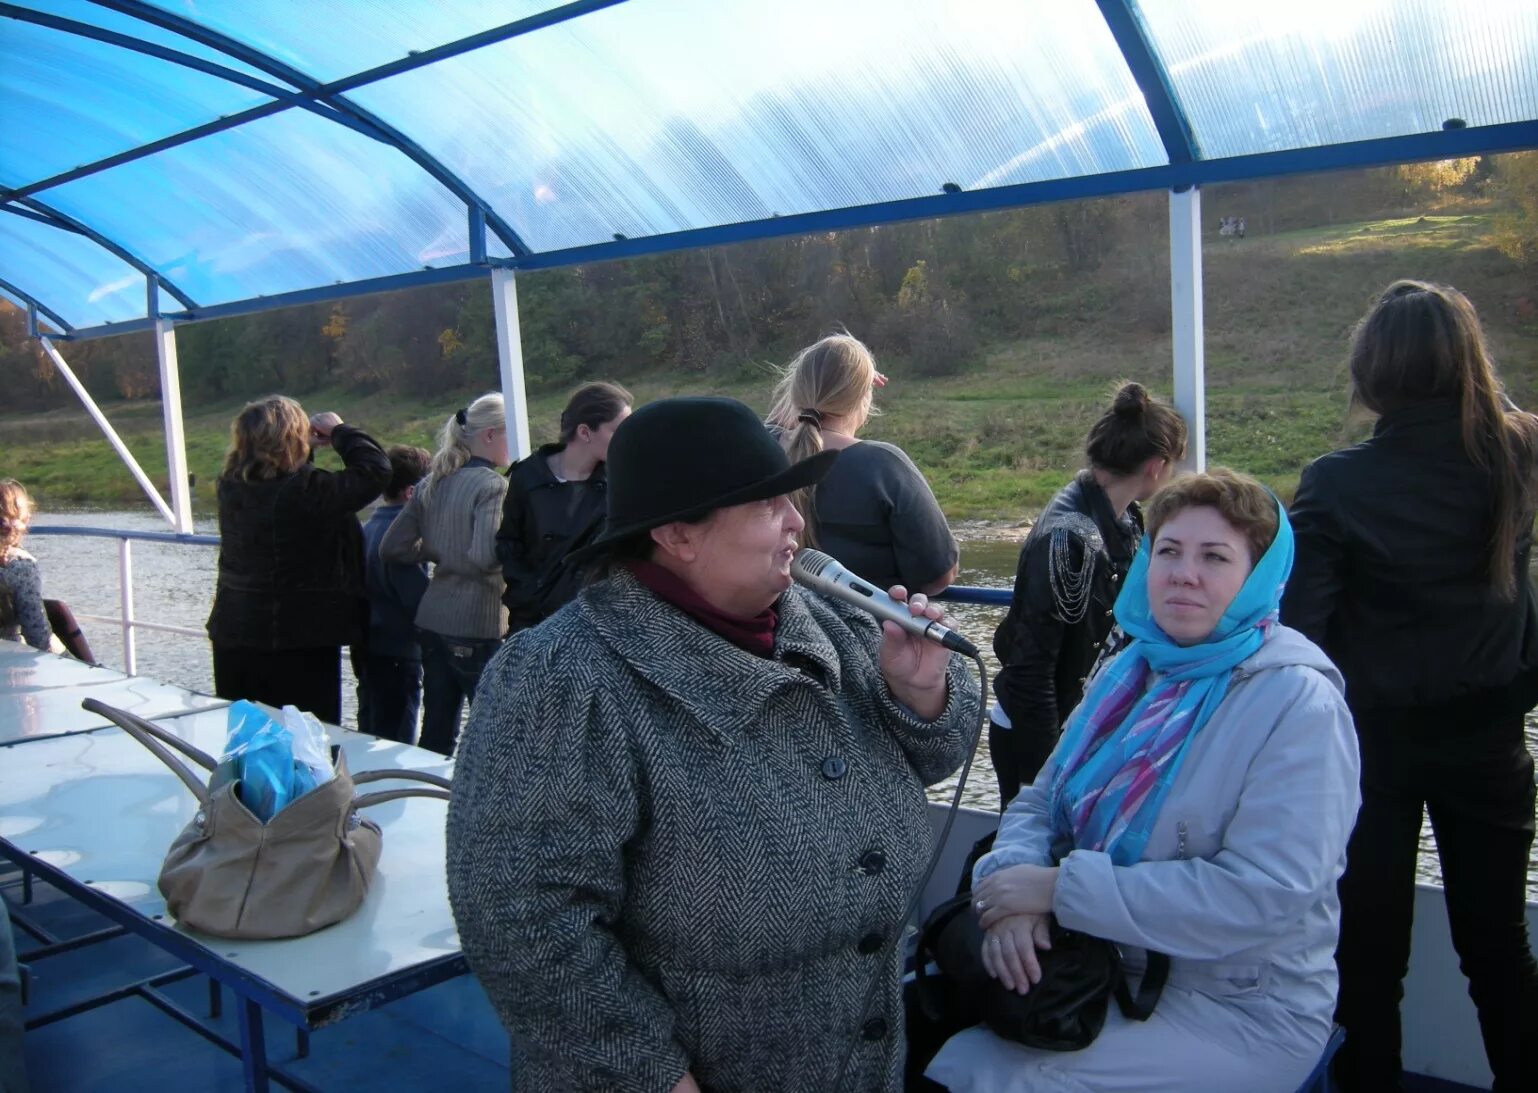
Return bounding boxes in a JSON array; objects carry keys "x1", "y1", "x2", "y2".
[
  {"x1": 0, "y1": 478, "x2": 65, "y2": 654},
  {"x1": 767, "y1": 332, "x2": 959, "y2": 594},
  {"x1": 1282, "y1": 280, "x2": 1538, "y2": 1092},
  {"x1": 357, "y1": 444, "x2": 431, "y2": 744},
  {"x1": 381, "y1": 393, "x2": 509, "y2": 756},
  {"x1": 496, "y1": 381, "x2": 631, "y2": 636},
  {"x1": 206, "y1": 397, "x2": 390, "y2": 724},
  {"x1": 989, "y1": 383, "x2": 1186, "y2": 805}
]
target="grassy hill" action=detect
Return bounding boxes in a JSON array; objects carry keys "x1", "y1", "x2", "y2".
[{"x1": 4, "y1": 213, "x2": 1535, "y2": 520}]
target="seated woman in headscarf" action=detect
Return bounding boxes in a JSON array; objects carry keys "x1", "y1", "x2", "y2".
[
  {"x1": 447, "y1": 396, "x2": 980, "y2": 1093},
  {"x1": 927, "y1": 468, "x2": 1360, "y2": 1093}
]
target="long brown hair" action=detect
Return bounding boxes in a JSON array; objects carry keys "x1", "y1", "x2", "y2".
[
  {"x1": 765, "y1": 333, "x2": 879, "y2": 546},
  {"x1": 222, "y1": 396, "x2": 310, "y2": 482},
  {"x1": 1350, "y1": 280, "x2": 1538, "y2": 597},
  {"x1": 560, "y1": 381, "x2": 632, "y2": 442}
]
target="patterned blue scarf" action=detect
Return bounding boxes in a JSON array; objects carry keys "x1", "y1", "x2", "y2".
[{"x1": 1048, "y1": 499, "x2": 1294, "y2": 865}]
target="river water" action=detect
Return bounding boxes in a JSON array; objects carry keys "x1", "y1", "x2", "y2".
[{"x1": 20, "y1": 509, "x2": 1538, "y2": 898}]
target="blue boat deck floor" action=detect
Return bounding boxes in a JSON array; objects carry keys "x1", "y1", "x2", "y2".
[
  {"x1": 6, "y1": 870, "x2": 1489, "y2": 1092},
  {"x1": 6, "y1": 876, "x2": 509, "y2": 1092}
]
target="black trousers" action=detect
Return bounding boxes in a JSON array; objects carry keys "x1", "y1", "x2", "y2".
[
  {"x1": 211, "y1": 645, "x2": 343, "y2": 726},
  {"x1": 1334, "y1": 711, "x2": 1537, "y2": 1093},
  {"x1": 988, "y1": 718, "x2": 1060, "y2": 811},
  {"x1": 355, "y1": 653, "x2": 423, "y2": 745}
]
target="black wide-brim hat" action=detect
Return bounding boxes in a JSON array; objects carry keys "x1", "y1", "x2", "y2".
[{"x1": 568, "y1": 396, "x2": 838, "y2": 563}]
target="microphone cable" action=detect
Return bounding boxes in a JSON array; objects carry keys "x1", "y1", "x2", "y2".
[{"x1": 830, "y1": 647, "x2": 990, "y2": 1091}]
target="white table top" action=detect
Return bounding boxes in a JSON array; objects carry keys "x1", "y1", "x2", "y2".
[
  {"x1": 0, "y1": 704, "x2": 460, "y2": 1009},
  {"x1": 0, "y1": 674, "x2": 228, "y2": 746},
  {"x1": 0, "y1": 643, "x2": 128, "y2": 691}
]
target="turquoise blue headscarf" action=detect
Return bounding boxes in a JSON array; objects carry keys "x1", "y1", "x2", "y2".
[{"x1": 1046, "y1": 497, "x2": 1294, "y2": 866}]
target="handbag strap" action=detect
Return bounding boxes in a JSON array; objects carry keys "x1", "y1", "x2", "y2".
[
  {"x1": 81, "y1": 698, "x2": 213, "y2": 805},
  {"x1": 351, "y1": 768, "x2": 452, "y2": 791},
  {"x1": 353, "y1": 787, "x2": 453, "y2": 809},
  {"x1": 1114, "y1": 949, "x2": 1168, "y2": 1021},
  {"x1": 351, "y1": 768, "x2": 453, "y2": 809}
]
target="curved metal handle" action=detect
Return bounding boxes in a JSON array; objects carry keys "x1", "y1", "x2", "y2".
[
  {"x1": 350, "y1": 768, "x2": 452, "y2": 791},
  {"x1": 353, "y1": 788, "x2": 453, "y2": 809},
  {"x1": 81, "y1": 697, "x2": 212, "y2": 805}
]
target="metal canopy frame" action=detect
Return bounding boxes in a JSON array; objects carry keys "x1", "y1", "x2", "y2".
[
  {"x1": 2, "y1": 0, "x2": 1536, "y2": 529},
  {"x1": 3, "y1": 0, "x2": 1535, "y2": 337}
]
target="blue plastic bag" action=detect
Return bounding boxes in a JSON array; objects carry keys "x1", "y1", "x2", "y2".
[{"x1": 222, "y1": 700, "x2": 324, "y2": 822}]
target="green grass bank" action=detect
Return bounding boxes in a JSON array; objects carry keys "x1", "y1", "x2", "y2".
[{"x1": 5, "y1": 214, "x2": 1536, "y2": 521}]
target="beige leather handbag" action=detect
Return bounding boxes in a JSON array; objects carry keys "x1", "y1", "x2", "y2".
[{"x1": 81, "y1": 698, "x2": 451, "y2": 940}]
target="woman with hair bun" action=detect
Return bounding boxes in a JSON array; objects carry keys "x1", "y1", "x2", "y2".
[
  {"x1": 496, "y1": 381, "x2": 632, "y2": 635},
  {"x1": 989, "y1": 382, "x2": 1187, "y2": 805},
  {"x1": 767, "y1": 332, "x2": 959, "y2": 594},
  {"x1": 381, "y1": 392, "x2": 510, "y2": 755},
  {"x1": 1282, "y1": 280, "x2": 1538, "y2": 1091}
]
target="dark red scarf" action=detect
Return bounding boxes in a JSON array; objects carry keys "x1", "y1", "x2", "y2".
[{"x1": 627, "y1": 561, "x2": 777, "y2": 657}]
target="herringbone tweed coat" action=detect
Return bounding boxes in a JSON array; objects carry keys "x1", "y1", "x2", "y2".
[{"x1": 447, "y1": 568, "x2": 978, "y2": 1092}]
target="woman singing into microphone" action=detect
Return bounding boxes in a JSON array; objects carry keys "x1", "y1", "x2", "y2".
[{"x1": 447, "y1": 396, "x2": 979, "y2": 1093}]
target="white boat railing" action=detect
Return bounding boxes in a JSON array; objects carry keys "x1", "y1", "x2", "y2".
[
  {"x1": 24, "y1": 522, "x2": 1006, "y2": 676},
  {"x1": 27, "y1": 525, "x2": 219, "y2": 675}
]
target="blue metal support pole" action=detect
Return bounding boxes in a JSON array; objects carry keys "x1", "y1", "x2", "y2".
[
  {"x1": 469, "y1": 207, "x2": 488, "y2": 266},
  {"x1": 1095, "y1": 0, "x2": 1199, "y2": 164},
  {"x1": 3, "y1": 199, "x2": 196, "y2": 309},
  {"x1": 80, "y1": 0, "x2": 534, "y2": 255},
  {"x1": 238, "y1": 997, "x2": 271, "y2": 1093},
  {"x1": 25, "y1": 303, "x2": 38, "y2": 339},
  {"x1": 0, "y1": 2, "x2": 383, "y2": 144},
  {"x1": 0, "y1": 278, "x2": 71, "y2": 333}
]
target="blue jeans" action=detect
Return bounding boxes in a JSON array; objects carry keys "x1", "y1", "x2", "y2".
[
  {"x1": 356, "y1": 653, "x2": 424, "y2": 745},
  {"x1": 418, "y1": 631, "x2": 501, "y2": 757}
]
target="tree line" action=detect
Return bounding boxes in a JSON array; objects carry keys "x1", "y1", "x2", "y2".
[{"x1": 3, "y1": 156, "x2": 1536, "y2": 413}]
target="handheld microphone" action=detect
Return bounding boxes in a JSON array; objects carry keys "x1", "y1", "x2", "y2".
[{"x1": 790, "y1": 548, "x2": 979, "y2": 656}]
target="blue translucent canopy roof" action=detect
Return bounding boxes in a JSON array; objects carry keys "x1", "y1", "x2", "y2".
[{"x1": 2, "y1": 0, "x2": 1536, "y2": 338}]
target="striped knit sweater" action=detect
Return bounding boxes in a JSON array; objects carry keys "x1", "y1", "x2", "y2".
[{"x1": 379, "y1": 460, "x2": 508, "y2": 639}]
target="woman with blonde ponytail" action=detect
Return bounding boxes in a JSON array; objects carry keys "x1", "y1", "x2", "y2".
[
  {"x1": 381, "y1": 392, "x2": 510, "y2": 755},
  {"x1": 1282, "y1": 280, "x2": 1538, "y2": 1091},
  {"x1": 767, "y1": 332, "x2": 957, "y2": 594}
]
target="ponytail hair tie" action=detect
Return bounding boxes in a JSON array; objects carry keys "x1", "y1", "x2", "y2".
[
  {"x1": 455, "y1": 408, "x2": 468, "y2": 427},
  {"x1": 797, "y1": 408, "x2": 824, "y2": 428}
]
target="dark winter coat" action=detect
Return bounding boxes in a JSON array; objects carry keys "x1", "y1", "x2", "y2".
[
  {"x1": 1282, "y1": 398, "x2": 1538, "y2": 721},
  {"x1": 206, "y1": 424, "x2": 389, "y2": 650},
  {"x1": 446, "y1": 568, "x2": 979, "y2": 1093},
  {"x1": 494, "y1": 443, "x2": 608, "y2": 632},
  {"x1": 992, "y1": 470, "x2": 1142, "y2": 735}
]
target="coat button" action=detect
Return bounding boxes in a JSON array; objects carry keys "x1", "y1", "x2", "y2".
[
  {"x1": 1104, "y1": 608, "x2": 1114, "y2": 617},
  {"x1": 858, "y1": 849, "x2": 886, "y2": 875},
  {"x1": 862, "y1": 1017, "x2": 888, "y2": 1041},
  {"x1": 820, "y1": 757, "x2": 848, "y2": 780},
  {"x1": 857, "y1": 931, "x2": 883, "y2": 955}
]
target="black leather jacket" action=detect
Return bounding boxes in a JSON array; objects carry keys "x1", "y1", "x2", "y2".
[
  {"x1": 495, "y1": 443, "x2": 608, "y2": 632},
  {"x1": 992, "y1": 471, "x2": 1142, "y2": 736},
  {"x1": 1282, "y1": 399, "x2": 1538, "y2": 721},
  {"x1": 206, "y1": 424, "x2": 389, "y2": 650}
]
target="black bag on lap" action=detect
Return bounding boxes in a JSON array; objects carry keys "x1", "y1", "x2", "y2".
[{"x1": 914, "y1": 831, "x2": 1166, "y2": 1053}]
